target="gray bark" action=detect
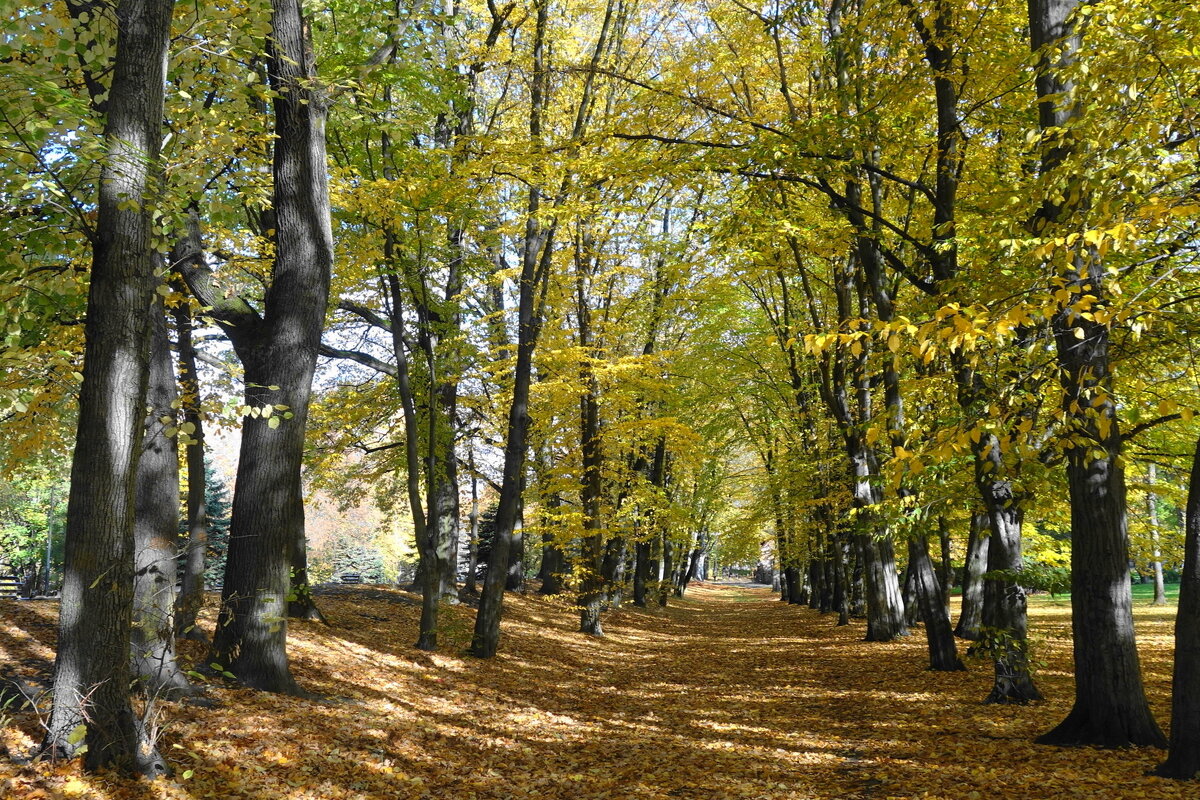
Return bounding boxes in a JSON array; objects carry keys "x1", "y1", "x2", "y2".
[{"x1": 45, "y1": 0, "x2": 174, "y2": 775}]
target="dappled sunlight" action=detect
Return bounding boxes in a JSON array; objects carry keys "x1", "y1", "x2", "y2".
[{"x1": 0, "y1": 582, "x2": 1191, "y2": 798}]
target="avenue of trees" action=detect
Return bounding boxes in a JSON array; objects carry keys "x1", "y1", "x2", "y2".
[{"x1": 3, "y1": 0, "x2": 1200, "y2": 781}]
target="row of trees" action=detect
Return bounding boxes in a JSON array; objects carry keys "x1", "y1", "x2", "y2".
[{"x1": 3, "y1": 0, "x2": 1200, "y2": 781}]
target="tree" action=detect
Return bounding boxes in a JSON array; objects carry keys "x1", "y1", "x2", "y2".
[
  {"x1": 1028, "y1": 0, "x2": 1165, "y2": 748},
  {"x1": 1156, "y1": 437, "x2": 1200, "y2": 777},
  {"x1": 129, "y1": 300, "x2": 192, "y2": 697},
  {"x1": 43, "y1": 0, "x2": 175, "y2": 774},
  {"x1": 177, "y1": 0, "x2": 335, "y2": 693}
]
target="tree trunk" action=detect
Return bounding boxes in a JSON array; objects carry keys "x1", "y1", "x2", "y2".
[
  {"x1": 604, "y1": 536, "x2": 629, "y2": 606},
  {"x1": 578, "y1": 340, "x2": 605, "y2": 635},
  {"x1": 1155, "y1": 438, "x2": 1200, "y2": 778},
  {"x1": 206, "y1": 0, "x2": 333, "y2": 685},
  {"x1": 632, "y1": 540, "x2": 651, "y2": 607},
  {"x1": 538, "y1": 522, "x2": 567, "y2": 595},
  {"x1": 130, "y1": 300, "x2": 193, "y2": 697},
  {"x1": 835, "y1": 537, "x2": 851, "y2": 626},
  {"x1": 955, "y1": 511, "x2": 989, "y2": 640},
  {"x1": 658, "y1": 533, "x2": 675, "y2": 607},
  {"x1": 44, "y1": 0, "x2": 174, "y2": 775},
  {"x1": 850, "y1": 442, "x2": 906, "y2": 640},
  {"x1": 170, "y1": 271, "x2": 209, "y2": 643},
  {"x1": 1027, "y1": 0, "x2": 1163, "y2": 747},
  {"x1": 977, "y1": 453, "x2": 1041, "y2": 704},
  {"x1": 1147, "y1": 463, "x2": 1167, "y2": 606},
  {"x1": 437, "y1": 472, "x2": 461, "y2": 603},
  {"x1": 907, "y1": 537, "x2": 964, "y2": 671},
  {"x1": 938, "y1": 516, "x2": 953, "y2": 619},
  {"x1": 463, "y1": 461, "x2": 480, "y2": 596},
  {"x1": 506, "y1": 496, "x2": 525, "y2": 592},
  {"x1": 902, "y1": 562, "x2": 921, "y2": 628},
  {"x1": 858, "y1": 533, "x2": 907, "y2": 641},
  {"x1": 1035, "y1": 444, "x2": 1161, "y2": 742},
  {"x1": 784, "y1": 567, "x2": 801, "y2": 605}
]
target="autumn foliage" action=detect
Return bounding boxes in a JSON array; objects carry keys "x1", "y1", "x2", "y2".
[{"x1": 0, "y1": 583, "x2": 1186, "y2": 799}]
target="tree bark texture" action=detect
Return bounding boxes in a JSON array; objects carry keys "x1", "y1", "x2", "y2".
[
  {"x1": 45, "y1": 0, "x2": 174, "y2": 775},
  {"x1": 1028, "y1": 0, "x2": 1163, "y2": 747},
  {"x1": 906, "y1": 537, "x2": 964, "y2": 671},
  {"x1": 206, "y1": 0, "x2": 334, "y2": 690},
  {"x1": 170, "y1": 269, "x2": 209, "y2": 643},
  {"x1": 130, "y1": 301, "x2": 192, "y2": 697},
  {"x1": 955, "y1": 511, "x2": 989, "y2": 640},
  {"x1": 1155, "y1": 438, "x2": 1200, "y2": 778}
]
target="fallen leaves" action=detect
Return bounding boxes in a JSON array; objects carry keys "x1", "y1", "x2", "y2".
[{"x1": 0, "y1": 583, "x2": 1189, "y2": 799}]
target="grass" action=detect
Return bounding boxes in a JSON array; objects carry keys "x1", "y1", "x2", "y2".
[{"x1": 1026, "y1": 580, "x2": 1180, "y2": 609}]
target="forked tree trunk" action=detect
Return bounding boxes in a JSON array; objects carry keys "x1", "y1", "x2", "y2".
[
  {"x1": 1155, "y1": 438, "x2": 1200, "y2": 778},
  {"x1": 44, "y1": 0, "x2": 174, "y2": 775}
]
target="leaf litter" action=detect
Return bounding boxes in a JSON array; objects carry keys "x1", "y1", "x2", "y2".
[{"x1": 0, "y1": 583, "x2": 1187, "y2": 799}]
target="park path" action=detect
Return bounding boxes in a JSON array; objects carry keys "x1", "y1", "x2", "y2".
[{"x1": 0, "y1": 580, "x2": 1185, "y2": 799}]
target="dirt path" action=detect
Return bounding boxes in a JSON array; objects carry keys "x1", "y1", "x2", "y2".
[{"x1": 0, "y1": 581, "x2": 1185, "y2": 799}]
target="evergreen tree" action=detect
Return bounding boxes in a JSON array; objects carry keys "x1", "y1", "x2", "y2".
[{"x1": 196, "y1": 462, "x2": 231, "y2": 589}]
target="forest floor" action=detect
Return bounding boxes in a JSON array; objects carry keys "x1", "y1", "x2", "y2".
[{"x1": 0, "y1": 581, "x2": 1187, "y2": 799}]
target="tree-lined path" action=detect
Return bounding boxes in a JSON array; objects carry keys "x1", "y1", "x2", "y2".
[{"x1": 0, "y1": 582, "x2": 1185, "y2": 799}]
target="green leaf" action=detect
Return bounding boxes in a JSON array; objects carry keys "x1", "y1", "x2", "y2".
[{"x1": 66, "y1": 723, "x2": 87, "y2": 746}]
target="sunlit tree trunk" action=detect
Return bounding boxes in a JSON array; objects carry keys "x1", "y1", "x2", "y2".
[{"x1": 955, "y1": 511, "x2": 989, "y2": 640}]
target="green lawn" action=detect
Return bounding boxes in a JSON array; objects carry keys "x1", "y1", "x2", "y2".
[{"x1": 1024, "y1": 581, "x2": 1179, "y2": 609}]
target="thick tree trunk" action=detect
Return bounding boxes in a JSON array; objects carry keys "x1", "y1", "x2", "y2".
[
  {"x1": 210, "y1": 0, "x2": 332, "y2": 679},
  {"x1": 955, "y1": 511, "x2": 989, "y2": 640},
  {"x1": 1027, "y1": 0, "x2": 1163, "y2": 747},
  {"x1": 170, "y1": 273, "x2": 209, "y2": 643},
  {"x1": 1155, "y1": 438, "x2": 1200, "y2": 778},
  {"x1": 977, "y1": 457, "x2": 1041, "y2": 703},
  {"x1": 859, "y1": 533, "x2": 907, "y2": 641},
  {"x1": 211, "y1": 357, "x2": 307, "y2": 692},
  {"x1": 1035, "y1": 445, "x2": 1161, "y2": 743},
  {"x1": 907, "y1": 536, "x2": 964, "y2": 671},
  {"x1": 131, "y1": 302, "x2": 193, "y2": 697},
  {"x1": 44, "y1": 0, "x2": 174, "y2": 775}
]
